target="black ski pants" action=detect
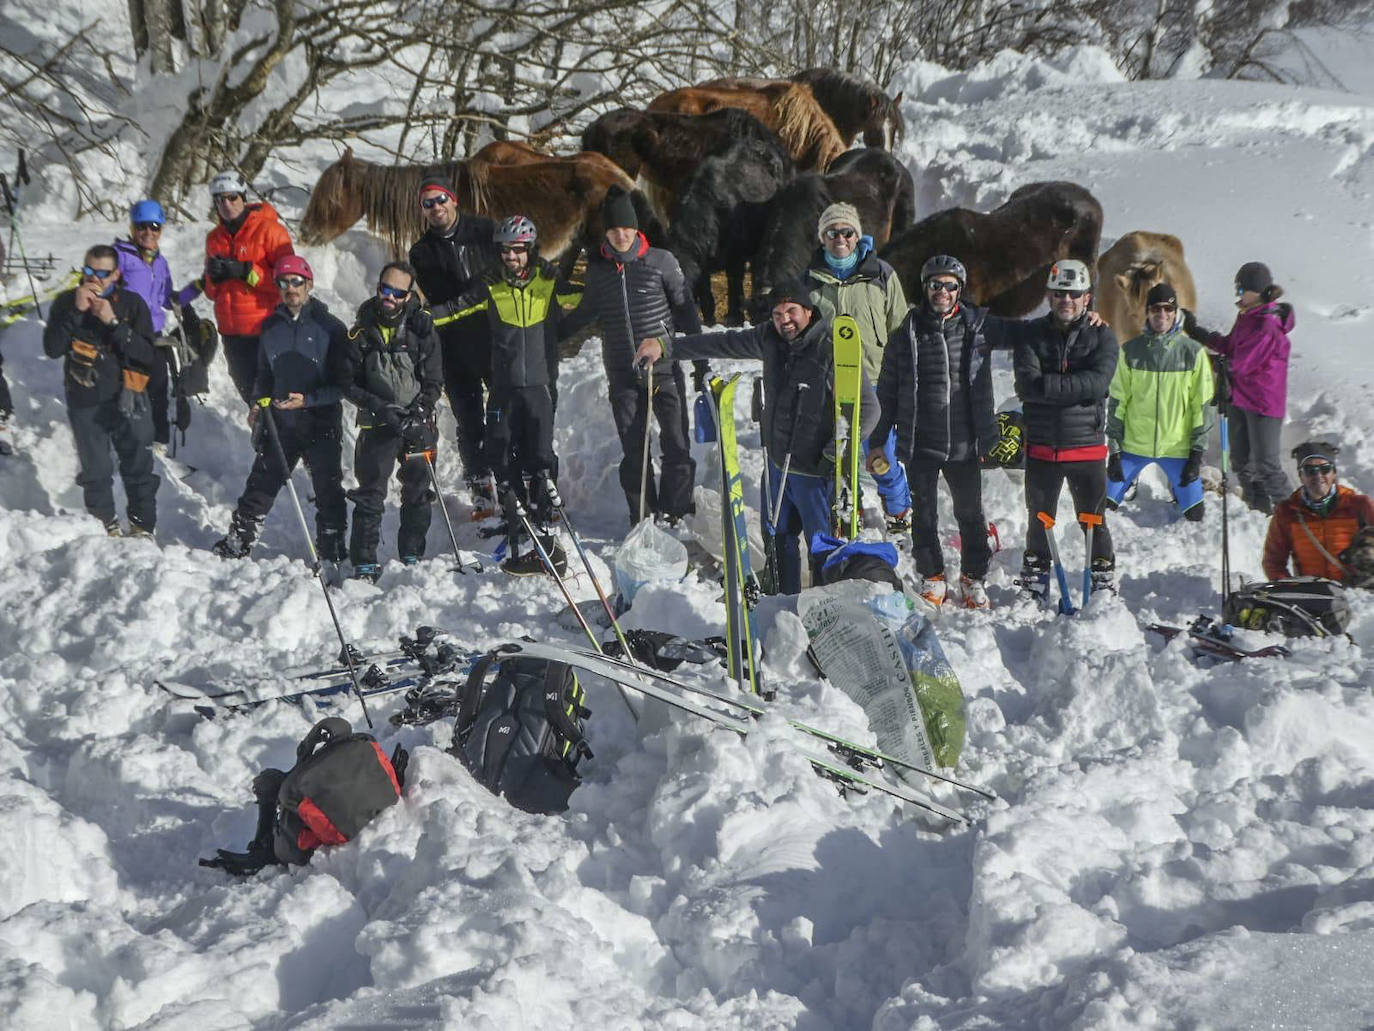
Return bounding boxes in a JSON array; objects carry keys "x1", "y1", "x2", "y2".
[
  {"x1": 609, "y1": 364, "x2": 695, "y2": 522},
  {"x1": 910, "y1": 457, "x2": 992, "y2": 580},
  {"x1": 1023, "y1": 457, "x2": 1113, "y2": 566},
  {"x1": 223, "y1": 334, "x2": 260, "y2": 406},
  {"x1": 440, "y1": 327, "x2": 492, "y2": 481},
  {"x1": 1228, "y1": 406, "x2": 1290, "y2": 511},
  {"x1": 485, "y1": 385, "x2": 556, "y2": 489},
  {"x1": 235, "y1": 405, "x2": 347, "y2": 540},
  {"x1": 349, "y1": 426, "x2": 432, "y2": 564},
  {"x1": 147, "y1": 344, "x2": 172, "y2": 445},
  {"x1": 68, "y1": 397, "x2": 159, "y2": 529}
]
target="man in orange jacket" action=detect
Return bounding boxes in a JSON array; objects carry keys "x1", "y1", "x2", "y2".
[
  {"x1": 186, "y1": 170, "x2": 295, "y2": 402},
  {"x1": 1262, "y1": 441, "x2": 1374, "y2": 582}
]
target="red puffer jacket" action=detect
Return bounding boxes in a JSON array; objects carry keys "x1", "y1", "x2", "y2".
[{"x1": 202, "y1": 203, "x2": 294, "y2": 337}]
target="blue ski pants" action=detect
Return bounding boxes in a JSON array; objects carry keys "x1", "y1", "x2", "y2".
[
  {"x1": 1107, "y1": 451, "x2": 1205, "y2": 514},
  {"x1": 764, "y1": 461, "x2": 832, "y2": 594}
]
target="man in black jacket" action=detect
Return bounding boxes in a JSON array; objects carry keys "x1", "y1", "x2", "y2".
[
  {"x1": 42, "y1": 244, "x2": 159, "y2": 536},
  {"x1": 563, "y1": 186, "x2": 704, "y2": 524},
  {"x1": 212, "y1": 255, "x2": 349, "y2": 562},
  {"x1": 637, "y1": 281, "x2": 877, "y2": 594},
  {"x1": 408, "y1": 177, "x2": 498, "y2": 499},
  {"x1": 1014, "y1": 259, "x2": 1119, "y2": 594},
  {"x1": 334, "y1": 262, "x2": 444, "y2": 581}
]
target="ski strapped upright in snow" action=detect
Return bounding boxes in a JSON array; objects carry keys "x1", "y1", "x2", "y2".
[{"x1": 831, "y1": 314, "x2": 863, "y2": 540}]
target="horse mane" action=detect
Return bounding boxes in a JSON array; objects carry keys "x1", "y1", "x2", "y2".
[
  {"x1": 772, "y1": 84, "x2": 846, "y2": 171},
  {"x1": 460, "y1": 158, "x2": 491, "y2": 216},
  {"x1": 347, "y1": 155, "x2": 461, "y2": 255}
]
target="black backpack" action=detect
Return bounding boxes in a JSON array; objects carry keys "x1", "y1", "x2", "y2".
[
  {"x1": 1223, "y1": 577, "x2": 1351, "y2": 638},
  {"x1": 273, "y1": 717, "x2": 405, "y2": 864},
  {"x1": 450, "y1": 652, "x2": 592, "y2": 814}
]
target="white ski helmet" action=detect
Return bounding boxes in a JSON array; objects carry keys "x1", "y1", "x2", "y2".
[
  {"x1": 209, "y1": 170, "x2": 249, "y2": 197},
  {"x1": 1046, "y1": 259, "x2": 1092, "y2": 292}
]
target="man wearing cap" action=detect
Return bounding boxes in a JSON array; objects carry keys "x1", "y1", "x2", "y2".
[
  {"x1": 563, "y1": 185, "x2": 704, "y2": 525},
  {"x1": 805, "y1": 202, "x2": 912, "y2": 534},
  {"x1": 1014, "y1": 258, "x2": 1120, "y2": 595},
  {"x1": 1262, "y1": 442, "x2": 1374, "y2": 582},
  {"x1": 635, "y1": 280, "x2": 877, "y2": 594},
  {"x1": 182, "y1": 171, "x2": 295, "y2": 404},
  {"x1": 212, "y1": 256, "x2": 349, "y2": 562},
  {"x1": 407, "y1": 177, "x2": 499, "y2": 501},
  {"x1": 1105, "y1": 281, "x2": 1214, "y2": 521}
]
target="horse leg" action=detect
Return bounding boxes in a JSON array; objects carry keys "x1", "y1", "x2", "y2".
[
  {"x1": 696, "y1": 272, "x2": 717, "y2": 327},
  {"x1": 724, "y1": 257, "x2": 746, "y2": 327}
]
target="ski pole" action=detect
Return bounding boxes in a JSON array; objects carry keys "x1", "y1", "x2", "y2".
[
  {"x1": 1036, "y1": 511, "x2": 1075, "y2": 615},
  {"x1": 511, "y1": 498, "x2": 639, "y2": 720},
  {"x1": 410, "y1": 447, "x2": 470, "y2": 574},
  {"x1": 1217, "y1": 358, "x2": 1231, "y2": 611},
  {"x1": 1078, "y1": 511, "x2": 1102, "y2": 609},
  {"x1": 770, "y1": 382, "x2": 810, "y2": 527},
  {"x1": 554, "y1": 495, "x2": 644, "y2": 670},
  {"x1": 638, "y1": 357, "x2": 653, "y2": 523},
  {"x1": 259, "y1": 402, "x2": 374, "y2": 728}
]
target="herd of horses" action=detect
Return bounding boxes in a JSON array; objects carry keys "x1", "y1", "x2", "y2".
[{"x1": 299, "y1": 69, "x2": 1190, "y2": 331}]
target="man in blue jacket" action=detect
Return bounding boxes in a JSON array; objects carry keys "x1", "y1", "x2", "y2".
[{"x1": 213, "y1": 256, "x2": 349, "y2": 561}]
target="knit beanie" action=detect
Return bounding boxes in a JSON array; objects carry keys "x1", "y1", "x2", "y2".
[
  {"x1": 1146, "y1": 281, "x2": 1177, "y2": 306},
  {"x1": 418, "y1": 177, "x2": 459, "y2": 206},
  {"x1": 817, "y1": 202, "x2": 862, "y2": 240},
  {"x1": 602, "y1": 186, "x2": 638, "y2": 231}
]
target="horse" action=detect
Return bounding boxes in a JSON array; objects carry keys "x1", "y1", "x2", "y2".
[
  {"x1": 469, "y1": 138, "x2": 550, "y2": 165},
  {"x1": 749, "y1": 148, "x2": 918, "y2": 313},
  {"x1": 705, "y1": 69, "x2": 905, "y2": 149},
  {"x1": 665, "y1": 137, "x2": 795, "y2": 326},
  {"x1": 646, "y1": 82, "x2": 846, "y2": 172},
  {"x1": 880, "y1": 182, "x2": 1104, "y2": 316},
  {"x1": 1095, "y1": 231, "x2": 1197, "y2": 338},
  {"x1": 580, "y1": 107, "x2": 788, "y2": 223},
  {"x1": 298, "y1": 147, "x2": 662, "y2": 270}
]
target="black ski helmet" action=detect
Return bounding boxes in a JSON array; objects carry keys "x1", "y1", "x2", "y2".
[{"x1": 920, "y1": 254, "x2": 967, "y2": 287}]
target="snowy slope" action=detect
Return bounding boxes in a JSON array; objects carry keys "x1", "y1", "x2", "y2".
[{"x1": 3, "y1": 41, "x2": 1374, "y2": 1031}]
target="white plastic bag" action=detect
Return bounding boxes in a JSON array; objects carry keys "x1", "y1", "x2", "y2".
[{"x1": 614, "y1": 518, "x2": 688, "y2": 607}]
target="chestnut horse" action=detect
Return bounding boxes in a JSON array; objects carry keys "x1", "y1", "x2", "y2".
[
  {"x1": 299, "y1": 147, "x2": 659, "y2": 264},
  {"x1": 469, "y1": 139, "x2": 549, "y2": 165},
  {"x1": 881, "y1": 182, "x2": 1104, "y2": 316},
  {"x1": 705, "y1": 69, "x2": 905, "y2": 149},
  {"x1": 646, "y1": 82, "x2": 845, "y2": 172},
  {"x1": 1095, "y1": 231, "x2": 1197, "y2": 337}
]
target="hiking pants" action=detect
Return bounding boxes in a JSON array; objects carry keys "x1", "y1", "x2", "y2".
[
  {"x1": 1229, "y1": 406, "x2": 1289, "y2": 511},
  {"x1": 222, "y1": 334, "x2": 260, "y2": 406},
  {"x1": 441, "y1": 326, "x2": 493, "y2": 481},
  {"x1": 765, "y1": 462, "x2": 832, "y2": 595},
  {"x1": 910, "y1": 457, "x2": 991, "y2": 580},
  {"x1": 1024, "y1": 457, "x2": 1113, "y2": 566},
  {"x1": 485, "y1": 385, "x2": 556, "y2": 490},
  {"x1": 609, "y1": 364, "x2": 695, "y2": 522},
  {"x1": 69, "y1": 397, "x2": 159, "y2": 529},
  {"x1": 235, "y1": 405, "x2": 347, "y2": 541},
  {"x1": 349, "y1": 426, "x2": 432, "y2": 564}
]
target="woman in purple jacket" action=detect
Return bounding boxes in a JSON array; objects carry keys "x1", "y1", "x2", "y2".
[{"x1": 1186, "y1": 261, "x2": 1293, "y2": 514}]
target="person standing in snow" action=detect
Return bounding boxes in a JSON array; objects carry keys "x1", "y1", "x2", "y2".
[
  {"x1": 42, "y1": 245, "x2": 159, "y2": 536},
  {"x1": 1183, "y1": 261, "x2": 1293, "y2": 514},
  {"x1": 1014, "y1": 259, "x2": 1119, "y2": 595},
  {"x1": 562, "y1": 185, "x2": 704, "y2": 525},
  {"x1": 1105, "y1": 282, "x2": 1214, "y2": 521},
  {"x1": 435, "y1": 215, "x2": 580, "y2": 576},
  {"x1": 805, "y1": 202, "x2": 912, "y2": 534},
  {"x1": 1261, "y1": 441, "x2": 1374, "y2": 584},
  {"x1": 636, "y1": 280, "x2": 878, "y2": 594},
  {"x1": 181, "y1": 171, "x2": 295, "y2": 404},
  {"x1": 408, "y1": 177, "x2": 500, "y2": 504},
  {"x1": 335, "y1": 261, "x2": 444, "y2": 582},
  {"x1": 211, "y1": 256, "x2": 349, "y2": 563}
]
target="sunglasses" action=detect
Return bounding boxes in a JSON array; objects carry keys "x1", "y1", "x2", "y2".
[
  {"x1": 1148, "y1": 303, "x2": 1177, "y2": 313},
  {"x1": 1300, "y1": 462, "x2": 1335, "y2": 476},
  {"x1": 927, "y1": 281, "x2": 960, "y2": 294},
  {"x1": 275, "y1": 275, "x2": 308, "y2": 289},
  {"x1": 823, "y1": 227, "x2": 857, "y2": 241},
  {"x1": 1052, "y1": 289, "x2": 1086, "y2": 299},
  {"x1": 499, "y1": 244, "x2": 528, "y2": 254},
  {"x1": 421, "y1": 196, "x2": 451, "y2": 209},
  {"x1": 133, "y1": 221, "x2": 163, "y2": 232},
  {"x1": 82, "y1": 265, "x2": 116, "y2": 280},
  {"x1": 1234, "y1": 284, "x2": 1247, "y2": 296},
  {"x1": 378, "y1": 284, "x2": 410, "y2": 300}
]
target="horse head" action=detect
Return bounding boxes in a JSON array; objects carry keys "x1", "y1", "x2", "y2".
[
  {"x1": 299, "y1": 147, "x2": 365, "y2": 245},
  {"x1": 863, "y1": 91, "x2": 905, "y2": 150}
]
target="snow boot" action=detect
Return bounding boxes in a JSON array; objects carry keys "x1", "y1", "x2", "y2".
[
  {"x1": 501, "y1": 535, "x2": 568, "y2": 577},
  {"x1": 104, "y1": 518, "x2": 123, "y2": 538},
  {"x1": 1016, "y1": 555, "x2": 1050, "y2": 599},
  {"x1": 1090, "y1": 557, "x2": 1117, "y2": 595},
  {"x1": 352, "y1": 562, "x2": 381, "y2": 584},
  {"x1": 126, "y1": 520, "x2": 154, "y2": 540},
  {"x1": 212, "y1": 514, "x2": 259, "y2": 559},
  {"x1": 919, "y1": 574, "x2": 948, "y2": 607},
  {"x1": 960, "y1": 575, "x2": 989, "y2": 609}
]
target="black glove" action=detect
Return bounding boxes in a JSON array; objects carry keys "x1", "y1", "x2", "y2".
[
  {"x1": 1179, "y1": 450, "x2": 1203, "y2": 486},
  {"x1": 378, "y1": 403, "x2": 407, "y2": 432},
  {"x1": 692, "y1": 360, "x2": 710, "y2": 394},
  {"x1": 207, "y1": 257, "x2": 252, "y2": 283},
  {"x1": 400, "y1": 409, "x2": 436, "y2": 450},
  {"x1": 1107, "y1": 451, "x2": 1124, "y2": 483},
  {"x1": 198, "y1": 842, "x2": 278, "y2": 877},
  {"x1": 1180, "y1": 308, "x2": 1198, "y2": 337}
]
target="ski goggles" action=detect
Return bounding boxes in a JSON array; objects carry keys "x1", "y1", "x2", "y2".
[
  {"x1": 926, "y1": 280, "x2": 961, "y2": 294},
  {"x1": 133, "y1": 221, "x2": 163, "y2": 232},
  {"x1": 377, "y1": 284, "x2": 411, "y2": 300},
  {"x1": 81, "y1": 265, "x2": 116, "y2": 280},
  {"x1": 275, "y1": 275, "x2": 308, "y2": 289},
  {"x1": 420, "y1": 196, "x2": 451, "y2": 209},
  {"x1": 822, "y1": 227, "x2": 857, "y2": 241},
  {"x1": 1051, "y1": 289, "x2": 1086, "y2": 299},
  {"x1": 1299, "y1": 462, "x2": 1335, "y2": 476}
]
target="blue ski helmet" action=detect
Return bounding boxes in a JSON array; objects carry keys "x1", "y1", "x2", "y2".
[{"x1": 130, "y1": 199, "x2": 166, "y2": 225}]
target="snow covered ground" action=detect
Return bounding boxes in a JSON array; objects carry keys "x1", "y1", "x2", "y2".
[{"x1": 3, "y1": 34, "x2": 1374, "y2": 1031}]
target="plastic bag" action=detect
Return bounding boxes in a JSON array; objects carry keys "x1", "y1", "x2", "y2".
[{"x1": 613, "y1": 518, "x2": 688, "y2": 608}]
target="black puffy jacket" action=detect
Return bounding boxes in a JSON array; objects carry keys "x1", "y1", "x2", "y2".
[
  {"x1": 1013, "y1": 314, "x2": 1119, "y2": 453},
  {"x1": 43, "y1": 285, "x2": 156, "y2": 408},
  {"x1": 409, "y1": 215, "x2": 499, "y2": 354}
]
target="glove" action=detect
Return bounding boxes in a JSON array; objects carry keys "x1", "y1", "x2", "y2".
[
  {"x1": 378, "y1": 403, "x2": 407, "y2": 432},
  {"x1": 207, "y1": 257, "x2": 252, "y2": 283},
  {"x1": 1107, "y1": 451, "x2": 1124, "y2": 483},
  {"x1": 1180, "y1": 308, "x2": 1198, "y2": 337},
  {"x1": 1179, "y1": 450, "x2": 1203, "y2": 486},
  {"x1": 400, "y1": 410, "x2": 436, "y2": 450}
]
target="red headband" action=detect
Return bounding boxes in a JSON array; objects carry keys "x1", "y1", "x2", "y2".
[{"x1": 418, "y1": 184, "x2": 459, "y2": 206}]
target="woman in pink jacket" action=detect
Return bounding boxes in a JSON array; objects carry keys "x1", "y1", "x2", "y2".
[{"x1": 1186, "y1": 261, "x2": 1293, "y2": 514}]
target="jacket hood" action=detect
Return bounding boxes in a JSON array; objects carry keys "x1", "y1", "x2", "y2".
[
  {"x1": 1244, "y1": 300, "x2": 1296, "y2": 333},
  {"x1": 599, "y1": 231, "x2": 650, "y2": 264}
]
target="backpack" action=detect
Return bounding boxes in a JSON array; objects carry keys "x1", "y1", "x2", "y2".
[
  {"x1": 273, "y1": 717, "x2": 405, "y2": 865},
  {"x1": 1222, "y1": 577, "x2": 1351, "y2": 638},
  {"x1": 450, "y1": 652, "x2": 592, "y2": 814}
]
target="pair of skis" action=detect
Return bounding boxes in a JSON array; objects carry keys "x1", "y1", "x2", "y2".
[
  {"x1": 1036, "y1": 510, "x2": 1103, "y2": 614},
  {"x1": 1146, "y1": 618, "x2": 1291, "y2": 663}
]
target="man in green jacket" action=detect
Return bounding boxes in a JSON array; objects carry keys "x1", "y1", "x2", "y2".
[
  {"x1": 1106, "y1": 282, "x2": 1214, "y2": 520},
  {"x1": 805, "y1": 202, "x2": 912, "y2": 531}
]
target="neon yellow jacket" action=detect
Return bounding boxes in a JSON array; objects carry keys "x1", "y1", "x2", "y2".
[{"x1": 1107, "y1": 324, "x2": 1214, "y2": 459}]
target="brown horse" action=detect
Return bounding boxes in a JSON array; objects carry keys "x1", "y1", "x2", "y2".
[
  {"x1": 881, "y1": 182, "x2": 1104, "y2": 316},
  {"x1": 1095, "y1": 231, "x2": 1197, "y2": 338},
  {"x1": 469, "y1": 139, "x2": 549, "y2": 165},
  {"x1": 706, "y1": 69, "x2": 905, "y2": 149},
  {"x1": 299, "y1": 147, "x2": 658, "y2": 263},
  {"x1": 647, "y1": 82, "x2": 845, "y2": 172}
]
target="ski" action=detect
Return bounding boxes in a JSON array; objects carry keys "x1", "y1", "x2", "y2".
[
  {"x1": 1147, "y1": 620, "x2": 1291, "y2": 662},
  {"x1": 714, "y1": 374, "x2": 764, "y2": 695},
  {"x1": 796, "y1": 749, "x2": 968, "y2": 825},
  {"x1": 187, "y1": 674, "x2": 430, "y2": 718},
  {"x1": 831, "y1": 314, "x2": 863, "y2": 539},
  {"x1": 705, "y1": 376, "x2": 747, "y2": 690}
]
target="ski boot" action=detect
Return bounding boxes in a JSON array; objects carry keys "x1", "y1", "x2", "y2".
[
  {"x1": 352, "y1": 563, "x2": 382, "y2": 583},
  {"x1": 959, "y1": 575, "x2": 990, "y2": 609},
  {"x1": 213, "y1": 514, "x2": 259, "y2": 558},
  {"x1": 885, "y1": 508, "x2": 912, "y2": 536},
  {"x1": 919, "y1": 573, "x2": 948, "y2": 607},
  {"x1": 104, "y1": 518, "x2": 123, "y2": 538},
  {"x1": 1015, "y1": 555, "x2": 1050, "y2": 600},
  {"x1": 1090, "y1": 558, "x2": 1117, "y2": 595},
  {"x1": 467, "y1": 475, "x2": 499, "y2": 520},
  {"x1": 501, "y1": 534, "x2": 568, "y2": 577},
  {"x1": 126, "y1": 520, "x2": 154, "y2": 540}
]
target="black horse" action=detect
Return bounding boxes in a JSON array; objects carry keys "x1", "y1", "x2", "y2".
[
  {"x1": 750, "y1": 148, "x2": 917, "y2": 314},
  {"x1": 666, "y1": 138, "x2": 795, "y2": 326},
  {"x1": 790, "y1": 68, "x2": 905, "y2": 149}
]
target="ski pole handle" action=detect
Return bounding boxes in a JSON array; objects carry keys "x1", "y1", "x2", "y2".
[
  {"x1": 1078, "y1": 512, "x2": 1102, "y2": 529},
  {"x1": 1036, "y1": 511, "x2": 1056, "y2": 530}
]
